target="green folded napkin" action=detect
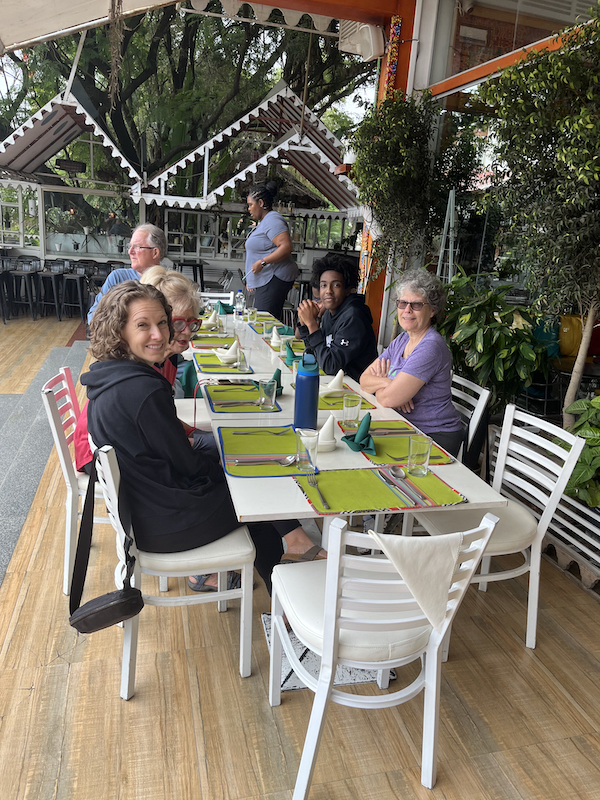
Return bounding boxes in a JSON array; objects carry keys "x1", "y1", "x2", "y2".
[
  {"x1": 285, "y1": 340, "x2": 296, "y2": 366},
  {"x1": 271, "y1": 367, "x2": 283, "y2": 396},
  {"x1": 341, "y1": 412, "x2": 376, "y2": 454},
  {"x1": 276, "y1": 325, "x2": 294, "y2": 336}
]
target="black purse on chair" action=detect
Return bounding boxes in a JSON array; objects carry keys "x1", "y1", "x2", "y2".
[{"x1": 69, "y1": 454, "x2": 144, "y2": 634}]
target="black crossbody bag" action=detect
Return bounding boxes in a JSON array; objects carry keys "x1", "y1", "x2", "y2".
[{"x1": 69, "y1": 454, "x2": 144, "y2": 634}]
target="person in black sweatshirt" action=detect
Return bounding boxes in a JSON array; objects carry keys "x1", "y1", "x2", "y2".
[
  {"x1": 296, "y1": 253, "x2": 378, "y2": 382},
  {"x1": 81, "y1": 281, "x2": 301, "y2": 594}
]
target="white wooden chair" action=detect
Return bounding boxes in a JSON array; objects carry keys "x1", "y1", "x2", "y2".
[
  {"x1": 41, "y1": 367, "x2": 109, "y2": 595},
  {"x1": 269, "y1": 514, "x2": 497, "y2": 797},
  {"x1": 94, "y1": 445, "x2": 255, "y2": 699},
  {"x1": 199, "y1": 290, "x2": 234, "y2": 305},
  {"x1": 411, "y1": 404, "x2": 585, "y2": 649},
  {"x1": 451, "y1": 373, "x2": 491, "y2": 461}
]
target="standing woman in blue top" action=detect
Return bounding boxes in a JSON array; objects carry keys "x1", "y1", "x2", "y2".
[{"x1": 245, "y1": 182, "x2": 299, "y2": 321}]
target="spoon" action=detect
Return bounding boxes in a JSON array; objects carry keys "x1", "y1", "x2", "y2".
[
  {"x1": 234, "y1": 455, "x2": 297, "y2": 466},
  {"x1": 389, "y1": 465, "x2": 406, "y2": 479}
]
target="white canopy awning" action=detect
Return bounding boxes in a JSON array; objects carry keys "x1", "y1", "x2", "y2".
[{"x1": 0, "y1": 0, "x2": 175, "y2": 55}]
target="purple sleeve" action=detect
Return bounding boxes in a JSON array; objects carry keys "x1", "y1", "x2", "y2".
[{"x1": 399, "y1": 334, "x2": 448, "y2": 383}]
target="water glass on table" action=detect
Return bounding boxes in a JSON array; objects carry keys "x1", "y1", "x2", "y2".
[
  {"x1": 237, "y1": 348, "x2": 251, "y2": 373},
  {"x1": 408, "y1": 434, "x2": 432, "y2": 476},
  {"x1": 258, "y1": 379, "x2": 277, "y2": 411},
  {"x1": 342, "y1": 394, "x2": 361, "y2": 429},
  {"x1": 295, "y1": 428, "x2": 319, "y2": 471}
]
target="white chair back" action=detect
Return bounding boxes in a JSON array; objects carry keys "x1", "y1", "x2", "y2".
[
  {"x1": 42, "y1": 367, "x2": 82, "y2": 595},
  {"x1": 199, "y1": 290, "x2": 234, "y2": 305},
  {"x1": 451, "y1": 373, "x2": 491, "y2": 451},
  {"x1": 492, "y1": 404, "x2": 584, "y2": 540}
]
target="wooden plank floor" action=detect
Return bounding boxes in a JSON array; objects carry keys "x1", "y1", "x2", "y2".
[{"x1": 2, "y1": 316, "x2": 600, "y2": 799}]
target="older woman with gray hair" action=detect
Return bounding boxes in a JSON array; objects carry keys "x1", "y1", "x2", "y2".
[{"x1": 360, "y1": 268, "x2": 463, "y2": 455}]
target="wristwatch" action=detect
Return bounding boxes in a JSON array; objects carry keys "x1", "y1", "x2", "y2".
[{"x1": 260, "y1": 260, "x2": 267, "y2": 268}]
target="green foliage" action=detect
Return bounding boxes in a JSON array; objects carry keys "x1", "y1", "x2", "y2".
[
  {"x1": 350, "y1": 90, "x2": 484, "y2": 268},
  {"x1": 476, "y1": 6, "x2": 600, "y2": 318},
  {"x1": 1, "y1": 8, "x2": 376, "y2": 188},
  {"x1": 563, "y1": 395, "x2": 600, "y2": 507},
  {"x1": 437, "y1": 268, "x2": 548, "y2": 413}
]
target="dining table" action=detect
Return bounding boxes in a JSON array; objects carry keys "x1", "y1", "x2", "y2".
[{"x1": 176, "y1": 313, "x2": 507, "y2": 547}]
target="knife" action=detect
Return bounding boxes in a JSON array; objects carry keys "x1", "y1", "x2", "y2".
[
  {"x1": 213, "y1": 400, "x2": 261, "y2": 407},
  {"x1": 376, "y1": 470, "x2": 413, "y2": 505}
]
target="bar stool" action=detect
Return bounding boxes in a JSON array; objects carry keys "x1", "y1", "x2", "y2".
[
  {"x1": 61, "y1": 261, "x2": 93, "y2": 322},
  {"x1": 36, "y1": 261, "x2": 65, "y2": 321},
  {"x1": 10, "y1": 258, "x2": 40, "y2": 320}
]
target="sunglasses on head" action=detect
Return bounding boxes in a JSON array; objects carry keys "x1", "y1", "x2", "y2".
[{"x1": 172, "y1": 317, "x2": 201, "y2": 333}]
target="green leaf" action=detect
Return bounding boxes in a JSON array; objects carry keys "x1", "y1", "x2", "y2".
[{"x1": 567, "y1": 462, "x2": 596, "y2": 488}]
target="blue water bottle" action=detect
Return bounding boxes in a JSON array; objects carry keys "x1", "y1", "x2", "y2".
[{"x1": 294, "y1": 353, "x2": 319, "y2": 430}]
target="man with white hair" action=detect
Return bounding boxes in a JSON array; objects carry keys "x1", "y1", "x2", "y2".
[{"x1": 87, "y1": 223, "x2": 167, "y2": 322}]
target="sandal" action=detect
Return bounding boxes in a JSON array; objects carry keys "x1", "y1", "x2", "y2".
[
  {"x1": 188, "y1": 572, "x2": 242, "y2": 592},
  {"x1": 280, "y1": 544, "x2": 326, "y2": 565}
]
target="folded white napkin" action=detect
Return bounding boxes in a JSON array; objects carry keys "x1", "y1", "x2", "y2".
[
  {"x1": 368, "y1": 530, "x2": 464, "y2": 631},
  {"x1": 271, "y1": 326, "x2": 281, "y2": 345},
  {"x1": 181, "y1": 345, "x2": 195, "y2": 361},
  {"x1": 318, "y1": 413, "x2": 336, "y2": 443},
  {"x1": 205, "y1": 309, "x2": 218, "y2": 327},
  {"x1": 319, "y1": 369, "x2": 345, "y2": 396}
]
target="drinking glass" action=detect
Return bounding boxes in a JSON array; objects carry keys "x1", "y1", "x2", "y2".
[
  {"x1": 408, "y1": 435, "x2": 432, "y2": 477},
  {"x1": 258, "y1": 380, "x2": 277, "y2": 411},
  {"x1": 342, "y1": 394, "x2": 361, "y2": 429},
  {"x1": 295, "y1": 428, "x2": 319, "y2": 471},
  {"x1": 237, "y1": 348, "x2": 251, "y2": 373}
]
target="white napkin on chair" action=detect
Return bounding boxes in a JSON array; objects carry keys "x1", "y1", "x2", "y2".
[
  {"x1": 319, "y1": 369, "x2": 344, "y2": 396},
  {"x1": 368, "y1": 531, "x2": 464, "y2": 631}
]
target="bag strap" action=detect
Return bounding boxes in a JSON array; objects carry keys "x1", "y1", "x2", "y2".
[
  {"x1": 69, "y1": 452, "x2": 136, "y2": 615},
  {"x1": 69, "y1": 454, "x2": 98, "y2": 616}
]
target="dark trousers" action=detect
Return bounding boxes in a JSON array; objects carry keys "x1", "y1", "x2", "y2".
[
  {"x1": 253, "y1": 275, "x2": 294, "y2": 322},
  {"x1": 429, "y1": 428, "x2": 464, "y2": 458}
]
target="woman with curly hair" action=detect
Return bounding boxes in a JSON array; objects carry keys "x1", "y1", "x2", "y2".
[
  {"x1": 80, "y1": 281, "x2": 289, "y2": 593},
  {"x1": 360, "y1": 269, "x2": 463, "y2": 456}
]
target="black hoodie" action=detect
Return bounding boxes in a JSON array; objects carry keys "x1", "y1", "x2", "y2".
[
  {"x1": 298, "y1": 293, "x2": 378, "y2": 381},
  {"x1": 81, "y1": 359, "x2": 228, "y2": 551}
]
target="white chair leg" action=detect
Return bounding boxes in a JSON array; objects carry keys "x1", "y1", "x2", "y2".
[
  {"x1": 420, "y1": 648, "x2": 442, "y2": 789},
  {"x1": 292, "y1": 672, "x2": 335, "y2": 800},
  {"x1": 268, "y1": 591, "x2": 284, "y2": 707},
  {"x1": 477, "y1": 555, "x2": 491, "y2": 592},
  {"x1": 120, "y1": 613, "x2": 140, "y2": 700},
  {"x1": 239, "y1": 563, "x2": 253, "y2": 677},
  {"x1": 63, "y1": 490, "x2": 78, "y2": 595},
  {"x1": 402, "y1": 513, "x2": 414, "y2": 536},
  {"x1": 377, "y1": 669, "x2": 390, "y2": 689},
  {"x1": 217, "y1": 570, "x2": 228, "y2": 612},
  {"x1": 159, "y1": 576, "x2": 169, "y2": 592},
  {"x1": 441, "y1": 622, "x2": 452, "y2": 663},
  {"x1": 526, "y1": 543, "x2": 541, "y2": 649}
]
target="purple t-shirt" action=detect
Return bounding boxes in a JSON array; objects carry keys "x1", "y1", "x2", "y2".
[{"x1": 380, "y1": 327, "x2": 462, "y2": 433}]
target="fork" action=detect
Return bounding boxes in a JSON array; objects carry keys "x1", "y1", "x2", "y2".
[
  {"x1": 384, "y1": 451, "x2": 444, "y2": 462},
  {"x1": 307, "y1": 470, "x2": 330, "y2": 510},
  {"x1": 232, "y1": 429, "x2": 288, "y2": 436},
  {"x1": 212, "y1": 387, "x2": 256, "y2": 393}
]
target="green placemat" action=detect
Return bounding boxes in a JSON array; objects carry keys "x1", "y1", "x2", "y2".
[
  {"x1": 218, "y1": 426, "x2": 307, "y2": 477},
  {"x1": 192, "y1": 335, "x2": 237, "y2": 349},
  {"x1": 194, "y1": 353, "x2": 254, "y2": 375},
  {"x1": 352, "y1": 434, "x2": 452, "y2": 466},
  {"x1": 205, "y1": 385, "x2": 281, "y2": 414},
  {"x1": 294, "y1": 468, "x2": 465, "y2": 515},
  {"x1": 318, "y1": 386, "x2": 375, "y2": 410}
]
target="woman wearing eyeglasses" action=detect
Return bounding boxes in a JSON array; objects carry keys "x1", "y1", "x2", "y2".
[{"x1": 359, "y1": 269, "x2": 463, "y2": 456}]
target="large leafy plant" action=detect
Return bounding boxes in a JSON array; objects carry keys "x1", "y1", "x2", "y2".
[
  {"x1": 437, "y1": 269, "x2": 547, "y2": 413},
  {"x1": 563, "y1": 396, "x2": 600, "y2": 508}
]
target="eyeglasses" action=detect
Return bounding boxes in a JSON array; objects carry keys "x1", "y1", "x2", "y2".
[
  {"x1": 396, "y1": 300, "x2": 429, "y2": 311},
  {"x1": 128, "y1": 245, "x2": 155, "y2": 253},
  {"x1": 172, "y1": 317, "x2": 201, "y2": 333}
]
